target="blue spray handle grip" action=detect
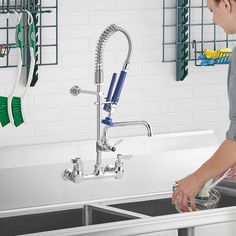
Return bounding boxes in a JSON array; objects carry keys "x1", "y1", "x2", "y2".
[
  {"x1": 111, "y1": 70, "x2": 127, "y2": 104},
  {"x1": 103, "y1": 73, "x2": 117, "y2": 112}
]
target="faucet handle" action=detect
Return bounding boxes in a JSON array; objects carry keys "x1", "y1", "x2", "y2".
[
  {"x1": 117, "y1": 154, "x2": 133, "y2": 162},
  {"x1": 114, "y1": 154, "x2": 132, "y2": 180},
  {"x1": 71, "y1": 157, "x2": 82, "y2": 165},
  {"x1": 64, "y1": 157, "x2": 84, "y2": 183},
  {"x1": 107, "y1": 139, "x2": 123, "y2": 152},
  {"x1": 113, "y1": 139, "x2": 123, "y2": 147},
  {"x1": 71, "y1": 158, "x2": 83, "y2": 172}
]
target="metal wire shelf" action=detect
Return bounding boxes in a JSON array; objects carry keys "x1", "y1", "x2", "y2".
[
  {"x1": 162, "y1": 0, "x2": 236, "y2": 81},
  {"x1": 0, "y1": 0, "x2": 58, "y2": 86}
]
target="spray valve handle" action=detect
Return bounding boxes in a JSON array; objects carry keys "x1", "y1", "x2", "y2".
[{"x1": 113, "y1": 139, "x2": 123, "y2": 147}]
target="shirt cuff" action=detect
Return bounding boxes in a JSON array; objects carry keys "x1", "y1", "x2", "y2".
[{"x1": 226, "y1": 121, "x2": 236, "y2": 141}]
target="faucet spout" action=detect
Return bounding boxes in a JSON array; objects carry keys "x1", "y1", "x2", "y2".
[{"x1": 102, "y1": 120, "x2": 153, "y2": 144}]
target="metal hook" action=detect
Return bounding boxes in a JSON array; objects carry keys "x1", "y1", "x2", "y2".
[{"x1": 31, "y1": 10, "x2": 52, "y2": 14}]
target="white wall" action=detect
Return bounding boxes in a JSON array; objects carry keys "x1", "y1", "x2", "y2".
[{"x1": 0, "y1": 0, "x2": 232, "y2": 147}]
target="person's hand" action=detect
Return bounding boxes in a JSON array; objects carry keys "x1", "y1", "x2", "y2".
[
  {"x1": 226, "y1": 164, "x2": 236, "y2": 180},
  {"x1": 172, "y1": 173, "x2": 205, "y2": 212}
]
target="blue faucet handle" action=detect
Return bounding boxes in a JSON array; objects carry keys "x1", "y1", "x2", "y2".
[
  {"x1": 103, "y1": 73, "x2": 117, "y2": 112},
  {"x1": 111, "y1": 70, "x2": 127, "y2": 104}
]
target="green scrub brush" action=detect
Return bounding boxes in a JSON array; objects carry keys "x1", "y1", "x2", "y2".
[
  {"x1": 0, "y1": 98, "x2": 9, "y2": 127},
  {"x1": 0, "y1": 11, "x2": 23, "y2": 127},
  {"x1": 12, "y1": 11, "x2": 36, "y2": 127}
]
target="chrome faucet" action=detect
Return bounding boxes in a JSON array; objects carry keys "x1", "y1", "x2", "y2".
[{"x1": 64, "y1": 24, "x2": 152, "y2": 183}]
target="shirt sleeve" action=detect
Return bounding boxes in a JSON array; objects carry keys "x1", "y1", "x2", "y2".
[{"x1": 226, "y1": 47, "x2": 236, "y2": 141}]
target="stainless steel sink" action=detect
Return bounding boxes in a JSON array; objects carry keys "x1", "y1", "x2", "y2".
[
  {"x1": 0, "y1": 204, "x2": 136, "y2": 236},
  {"x1": 0, "y1": 191, "x2": 235, "y2": 236}
]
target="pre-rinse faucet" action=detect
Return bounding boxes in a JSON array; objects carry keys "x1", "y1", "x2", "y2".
[{"x1": 64, "y1": 24, "x2": 152, "y2": 183}]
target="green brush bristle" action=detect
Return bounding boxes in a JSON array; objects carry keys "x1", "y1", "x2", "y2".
[
  {"x1": 12, "y1": 96, "x2": 24, "y2": 127},
  {"x1": 0, "y1": 96, "x2": 10, "y2": 127}
]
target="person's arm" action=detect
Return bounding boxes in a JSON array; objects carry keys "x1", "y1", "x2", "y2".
[
  {"x1": 172, "y1": 139, "x2": 236, "y2": 212},
  {"x1": 226, "y1": 164, "x2": 236, "y2": 179}
]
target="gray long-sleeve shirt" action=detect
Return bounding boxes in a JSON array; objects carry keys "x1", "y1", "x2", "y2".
[{"x1": 226, "y1": 47, "x2": 236, "y2": 141}]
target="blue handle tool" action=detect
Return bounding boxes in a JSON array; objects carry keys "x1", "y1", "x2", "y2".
[
  {"x1": 111, "y1": 70, "x2": 127, "y2": 104},
  {"x1": 103, "y1": 73, "x2": 117, "y2": 112}
]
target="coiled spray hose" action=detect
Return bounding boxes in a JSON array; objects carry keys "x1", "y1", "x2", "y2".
[{"x1": 94, "y1": 24, "x2": 132, "y2": 84}]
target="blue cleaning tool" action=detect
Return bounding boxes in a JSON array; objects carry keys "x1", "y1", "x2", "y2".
[
  {"x1": 103, "y1": 73, "x2": 117, "y2": 112},
  {"x1": 216, "y1": 56, "x2": 230, "y2": 64},
  {"x1": 199, "y1": 52, "x2": 231, "y2": 66},
  {"x1": 199, "y1": 54, "x2": 214, "y2": 66},
  {"x1": 111, "y1": 70, "x2": 127, "y2": 104}
]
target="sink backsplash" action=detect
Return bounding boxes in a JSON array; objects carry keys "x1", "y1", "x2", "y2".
[{"x1": 0, "y1": 130, "x2": 219, "y2": 210}]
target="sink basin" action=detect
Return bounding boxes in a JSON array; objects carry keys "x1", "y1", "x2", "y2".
[
  {"x1": 110, "y1": 197, "x2": 178, "y2": 216},
  {"x1": 0, "y1": 205, "x2": 134, "y2": 236},
  {"x1": 218, "y1": 194, "x2": 236, "y2": 208},
  {"x1": 110, "y1": 194, "x2": 236, "y2": 217}
]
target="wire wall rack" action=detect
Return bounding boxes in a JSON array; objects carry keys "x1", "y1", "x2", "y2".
[
  {"x1": 162, "y1": 0, "x2": 236, "y2": 81},
  {"x1": 0, "y1": 0, "x2": 58, "y2": 86}
]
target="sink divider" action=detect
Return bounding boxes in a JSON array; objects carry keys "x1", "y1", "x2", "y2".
[
  {"x1": 83, "y1": 205, "x2": 91, "y2": 226},
  {"x1": 85, "y1": 203, "x2": 150, "y2": 226},
  {"x1": 178, "y1": 227, "x2": 195, "y2": 236}
]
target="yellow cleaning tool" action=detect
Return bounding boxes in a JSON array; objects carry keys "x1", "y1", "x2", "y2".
[{"x1": 204, "y1": 48, "x2": 232, "y2": 59}]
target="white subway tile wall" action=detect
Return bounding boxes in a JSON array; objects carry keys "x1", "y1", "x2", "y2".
[{"x1": 0, "y1": 0, "x2": 230, "y2": 147}]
